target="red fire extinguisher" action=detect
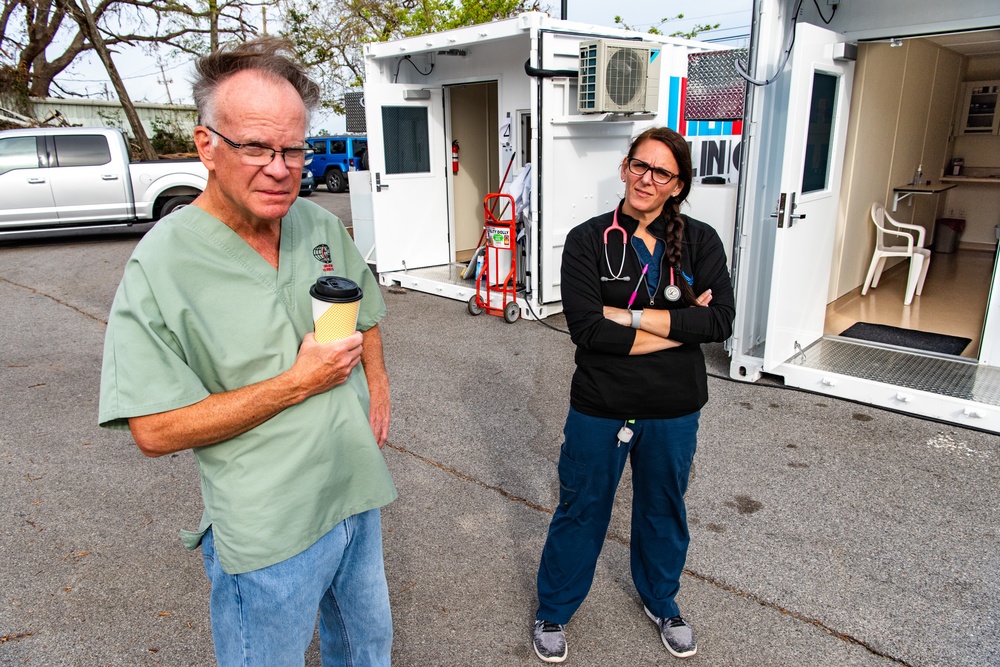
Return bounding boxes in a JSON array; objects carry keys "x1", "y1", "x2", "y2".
[{"x1": 452, "y1": 140, "x2": 459, "y2": 174}]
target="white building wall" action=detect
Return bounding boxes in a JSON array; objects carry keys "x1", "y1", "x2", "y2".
[{"x1": 27, "y1": 98, "x2": 198, "y2": 138}]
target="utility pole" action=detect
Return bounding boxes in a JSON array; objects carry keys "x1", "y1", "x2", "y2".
[
  {"x1": 77, "y1": 0, "x2": 158, "y2": 160},
  {"x1": 262, "y1": 6, "x2": 267, "y2": 35},
  {"x1": 157, "y1": 60, "x2": 174, "y2": 105}
]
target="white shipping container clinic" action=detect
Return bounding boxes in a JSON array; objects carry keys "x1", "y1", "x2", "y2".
[
  {"x1": 356, "y1": 3, "x2": 1000, "y2": 434},
  {"x1": 356, "y1": 12, "x2": 740, "y2": 320},
  {"x1": 731, "y1": 0, "x2": 1000, "y2": 434}
]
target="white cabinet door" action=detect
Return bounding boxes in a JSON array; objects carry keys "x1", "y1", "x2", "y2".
[{"x1": 957, "y1": 81, "x2": 1000, "y2": 136}]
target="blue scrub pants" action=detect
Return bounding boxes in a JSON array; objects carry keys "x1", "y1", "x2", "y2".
[{"x1": 536, "y1": 406, "x2": 700, "y2": 624}]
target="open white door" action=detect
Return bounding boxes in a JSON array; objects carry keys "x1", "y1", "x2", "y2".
[
  {"x1": 762, "y1": 23, "x2": 855, "y2": 371},
  {"x1": 364, "y1": 83, "x2": 449, "y2": 272},
  {"x1": 978, "y1": 249, "x2": 1000, "y2": 365}
]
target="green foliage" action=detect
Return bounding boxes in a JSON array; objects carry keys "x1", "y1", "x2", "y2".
[
  {"x1": 150, "y1": 117, "x2": 195, "y2": 154},
  {"x1": 0, "y1": 65, "x2": 31, "y2": 114},
  {"x1": 96, "y1": 108, "x2": 126, "y2": 130},
  {"x1": 411, "y1": 0, "x2": 539, "y2": 33},
  {"x1": 613, "y1": 13, "x2": 720, "y2": 40},
  {"x1": 280, "y1": 0, "x2": 540, "y2": 113}
]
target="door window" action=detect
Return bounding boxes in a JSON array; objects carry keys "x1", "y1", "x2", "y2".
[
  {"x1": 801, "y1": 72, "x2": 838, "y2": 194},
  {"x1": 330, "y1": 140, "x2": 346, "y2": 153},
  {"x1": 381, "y1": 107, "x2": 429, "y2": 174},
  {"x1": 52, "y1": 135, "x2": 112, "y2": 167},
  {"x1": 0, "y1": 136, "x2": 40, "y2": 175},
  {"x1": 311, "y1": 140, "x2": 328, "y2": 154}
]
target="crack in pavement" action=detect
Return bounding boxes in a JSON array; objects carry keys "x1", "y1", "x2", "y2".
[
  {"x1": 385, "y1": 441, "x2": 553, "y2": 514},
  {"x1": 0, "y1": 277, "x2": 108, "y2": 325},
  {"x1": 385, "y1": 441, "x2": 914, "y2": 667}
]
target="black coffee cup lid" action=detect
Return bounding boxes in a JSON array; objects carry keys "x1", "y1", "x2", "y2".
[{"x1": 310, "y1": 276, "x2": 363, "y2": 303}]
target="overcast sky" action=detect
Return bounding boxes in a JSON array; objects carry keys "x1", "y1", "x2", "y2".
[
  {"x1": 56, "y1": 0, "x2": 751, "y2": 132},
  {"x1": 563, "y1": 0, "x2": 751, "y2": 44}
]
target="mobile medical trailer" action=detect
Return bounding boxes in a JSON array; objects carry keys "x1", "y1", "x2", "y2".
[
  {"x1": 731, "y1": 0, "x2": 1000, "y2": 433},
  {"x1": 357, "y1": 12, "x2": 740, "y2": 321}
]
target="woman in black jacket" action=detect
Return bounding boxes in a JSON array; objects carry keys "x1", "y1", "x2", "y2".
[{"x1": 532, "y1": 127, "x2": 735, "y2": 663}]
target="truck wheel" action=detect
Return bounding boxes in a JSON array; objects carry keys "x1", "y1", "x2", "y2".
[
  {"x1": 161, "y1": 195, "x2": 195, "y2": 218},
  {"x1": 359, "y1": 150, "x2": 369, "y2": 171},
  {"x1": 326, "y1": 170, "x2": 346, "y2": 193}
]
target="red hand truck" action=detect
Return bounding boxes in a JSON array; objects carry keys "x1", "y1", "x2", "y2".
[{"x1": 468, "y1": 193, "x2": 520, "y2": 323}]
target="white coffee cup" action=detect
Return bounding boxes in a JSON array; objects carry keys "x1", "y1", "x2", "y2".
[{"x1": 310, "y1": 276, "x2": 363, "y2": 343}]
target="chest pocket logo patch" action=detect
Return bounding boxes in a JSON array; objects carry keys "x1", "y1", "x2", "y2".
[
  {"x1": 313, "y1": 244, "x2": 333, "y2": 272},
  {"x1": 313, "y1": 244, "x2": 332, "y2": 263}
]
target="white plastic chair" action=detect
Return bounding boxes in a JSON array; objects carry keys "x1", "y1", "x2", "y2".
[{"x1": 862, "y1": 202, "x2": 931, "y2": 306}]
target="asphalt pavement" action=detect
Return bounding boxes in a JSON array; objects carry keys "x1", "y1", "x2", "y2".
[{"x1": 1, "y1": 201, "x2": 998, "y2": 666}]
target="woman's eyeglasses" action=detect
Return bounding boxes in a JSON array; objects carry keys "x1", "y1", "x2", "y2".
[
  {"x1": 626, "y1": 158, "x2": 677, "y2": 185},
  {"x1": 205, "y1": 126, "x2": 314, "y2": 168}
]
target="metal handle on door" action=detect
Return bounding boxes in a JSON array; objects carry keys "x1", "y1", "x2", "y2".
[
  {"x1": 102, "y1": 174, "x2": 119, "y2": 180},
  {"x1": 375, "y1": 173, "x2": 389, "y2": 192},
  {"x1": 27, "y1": 177, "x2": 46, "y2": 184},
  {"x1": 788, "y1": 192, "x2": 806, "y2": 226}
]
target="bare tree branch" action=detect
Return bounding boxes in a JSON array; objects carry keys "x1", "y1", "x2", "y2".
[{"x1": 5, "y1": 0, "x2": 266, "y2": 97}]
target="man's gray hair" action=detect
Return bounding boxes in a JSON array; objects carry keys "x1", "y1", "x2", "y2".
[{"x1": 192, "y1": 36, "x2": 321, "y2": 127}]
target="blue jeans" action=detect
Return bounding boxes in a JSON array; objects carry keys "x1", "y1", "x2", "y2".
[
  {"x1": 201, "y1": 508, "x2": 392, "y2": 667},
  {"x1": 537, "y1": 407, "x2": 700, "y2": 623}
]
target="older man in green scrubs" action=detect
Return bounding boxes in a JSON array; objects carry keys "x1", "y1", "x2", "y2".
[{"x1": 99, "y1": 38, "x2": 395, "y2": 667}]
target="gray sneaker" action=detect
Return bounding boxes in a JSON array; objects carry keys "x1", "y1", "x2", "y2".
[
  {"x1": 532, "y1": 619, "x2": 567, "y2": 663},
  {"x1": 645, "y1": 606, "x2": 697, "y2": 658}
]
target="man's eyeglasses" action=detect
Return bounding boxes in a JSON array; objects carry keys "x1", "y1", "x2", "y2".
[
  {"x1": 626, "y1": 158, "x2": 677, "y2": 186},
  {"x1": 205, "y1": 126, "x2": 314, "y2": 168}
]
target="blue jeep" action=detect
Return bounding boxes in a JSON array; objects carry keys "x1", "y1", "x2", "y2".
[{"x1": 307, "y1": 135, "x2": 368, "y2": 193}]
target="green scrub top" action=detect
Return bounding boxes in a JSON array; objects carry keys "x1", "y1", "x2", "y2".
[{"x1": 99, "y1": 199, "x2": 396, "y2": 574}]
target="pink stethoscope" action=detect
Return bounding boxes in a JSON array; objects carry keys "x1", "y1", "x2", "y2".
[
  {"x1": 602, "y1": 208, "x2": 629, "y2": 281},
  {"x1": 603, "y1": 208, "x2": 681, "y2": 301}
]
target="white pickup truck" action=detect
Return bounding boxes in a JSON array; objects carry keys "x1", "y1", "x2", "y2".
[{"x1": 0, "y1": 127, "x2": 208, "y2": 235}]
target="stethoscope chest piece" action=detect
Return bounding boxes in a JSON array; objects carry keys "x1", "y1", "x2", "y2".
[{"x1": 664, "y1": 266, "x2": 682, "y2": 301}]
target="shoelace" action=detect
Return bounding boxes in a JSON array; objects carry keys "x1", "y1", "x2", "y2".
[
  {"x1": 540, "y1": 621, "x2": 563, "y2": 633},
  {"x1": 666, "y1": 616, "x2": 687, "y2": 628}
]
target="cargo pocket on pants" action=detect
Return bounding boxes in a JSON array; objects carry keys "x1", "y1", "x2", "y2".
[{"x1": 557, "y1": 446, "x2": 588, "y2": 518}]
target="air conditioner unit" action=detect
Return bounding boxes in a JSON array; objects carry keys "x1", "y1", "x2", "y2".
[{"x1": 578, "y1": 39, "x2": 661, "y2": 114}]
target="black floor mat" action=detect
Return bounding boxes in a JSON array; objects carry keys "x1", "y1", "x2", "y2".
[{"x1": 838, "y1": 322, "x2": 971, "y2": 356}]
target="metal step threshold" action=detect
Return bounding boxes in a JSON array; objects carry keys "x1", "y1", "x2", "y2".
[
  {"x1": 378, "y1": 264, "x2": 563, "y2": 320},
  {"x1": 788, "y1": 336, "x2": 1000, "y2": 405},
  {"x1": 379, "y1": 264, "x2": 479, "y2": 303},
  {"x1": 765, "y1": 336, "x2": 1000, "y2": 432}
]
